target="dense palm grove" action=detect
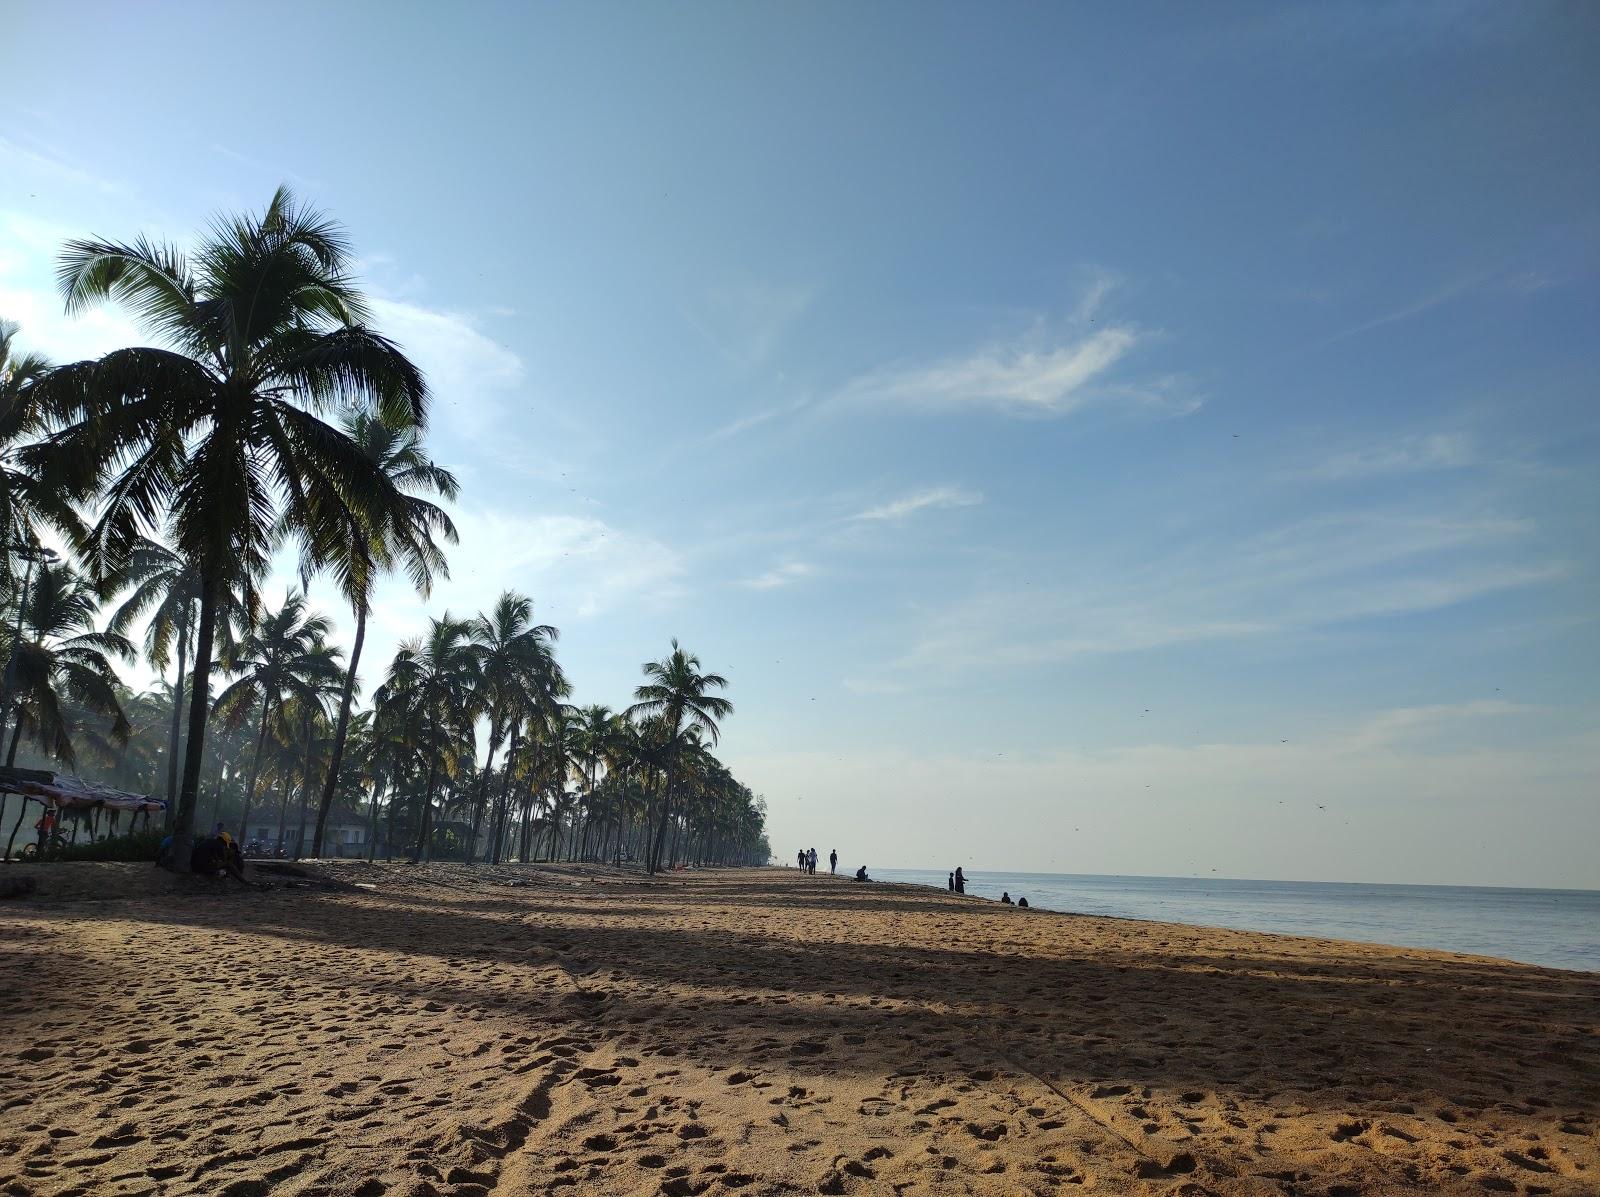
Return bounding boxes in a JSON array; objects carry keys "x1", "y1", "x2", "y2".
[{"x1": 0, "y1": 190, "x2": 770, "y2": 872}]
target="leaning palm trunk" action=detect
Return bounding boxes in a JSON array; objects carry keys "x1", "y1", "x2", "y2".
[{"x1": 313, "y1": 603, "x2": 365, "y2": 858}]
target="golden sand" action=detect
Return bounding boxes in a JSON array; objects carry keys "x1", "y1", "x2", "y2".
[{"x1": 1, "y1": 863, "x2": 1596, "y2": 1196}]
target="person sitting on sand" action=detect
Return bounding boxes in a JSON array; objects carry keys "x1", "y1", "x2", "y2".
[
  {"x1": 192, "y1": 832, "x2": 249, "y2": 884},
  {"x1": 1000, "y1": 891, "x2": 1013, "y2": 905},
  {"x1": 1017, "y1": 897, "x2": 1029, "y2": 908},
  {"x1": 854, "y1": 865, "x2": 870, "y2": 882}
]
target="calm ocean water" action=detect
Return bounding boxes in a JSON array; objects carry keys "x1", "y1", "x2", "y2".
[{"x1": 870, "y1": 868, "x2": 1600, "y2": 972}]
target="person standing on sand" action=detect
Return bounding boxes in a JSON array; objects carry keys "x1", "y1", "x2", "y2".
[
  {"x1": 948, "y1": 872, "x2": 955, "y2": 892},
  {"x1": 954, "y1": 867, "x2": 966, "y2": 894},
  {"x1": 829, "y1": 849, "x2": 837, "y2": 874},
  {"x1": 797, "y1": 849, "x2": 805, "y2": 872},
  {"x1": 809, "y1": 848, "x2": 818, "y2": 875}
]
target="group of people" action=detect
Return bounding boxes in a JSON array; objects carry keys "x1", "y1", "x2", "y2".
[
  {"x1": 795, "y1": 847, "x2": 837, "y2": 875},
  {"x1": 948, "y1": 867, "x2": 1028, "y2": 907},
  {"x1": 158, "y1": 823, "x2": 250, "y2": 884}
]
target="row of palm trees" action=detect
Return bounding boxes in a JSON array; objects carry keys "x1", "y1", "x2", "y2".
[{"x1": 0, "y1": 189, "x2": 770, "y2": 872}]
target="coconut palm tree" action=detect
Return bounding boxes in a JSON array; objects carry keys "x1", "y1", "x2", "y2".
[
  {"x1": 3, "y1": 557, "x2": 132, "y2": 767},
  {"x1": 571, "y1": 703, "x2": 618, "y2": 860},
  {"x1": 374, "y1": 615, "x2": 481, "y2": 862},
  {"x1": 0, "y1": 321, "x2": 80, "y2": 582},
  {"x1": 103, "y1": 536, "x2": 208, "y2": 815},
  {"x1": 626, "y1": 640, "x2": 733, "y2": 873},
  {"x1": 24, "y1": 188, "x2": 430, "y2": 869},
  {"x1": 212, "y1": 590, "x2": 340, "y2": 841},
  {"x1": 309, "y1": 410, "x2": 457, "y2": 857},
  {"x1": 465, "y1": 591, "x2": 563, "y2": 862}
]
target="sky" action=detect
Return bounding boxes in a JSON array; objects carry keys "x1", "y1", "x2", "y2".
[{"x1": 3, "y1": 2, "x2": 1597, "y2": 888}]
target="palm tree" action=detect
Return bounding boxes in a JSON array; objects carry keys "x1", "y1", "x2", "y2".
[
  {"x1": 309, "y1": 410, "x2": 456, "y2": 857},
  {"x1": 103, "y1": 536, "x2": 206, "y2": 816},
  {"x1": 466, "y1": 592, "x2": 562, "y2": 862},
  {"x1": 374, "y1": 615, "x2": 480, "y2": 862},
  {"x1": 0, "y1": 321, "x2": 80, "y2": 580},
  {"x1": 212, "y1": 590, "x2": 340, "y2": 842},
  {"x1": 572, "y1": 703, "x2": 617, "y2": 860},
  {"x1": 625, "y1": 640, "x2": 733, "y2": 873},
  {"x1": 25, "y1": 188, "x2": 429, "y2": 869},
  {"x1": 3, "y1": 557, "x2": 132, "y2": 767}
]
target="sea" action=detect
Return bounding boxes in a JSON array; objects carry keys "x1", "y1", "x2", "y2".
[{"x1": 870, "y1": 868, "x2": 1600, "y2": 973}]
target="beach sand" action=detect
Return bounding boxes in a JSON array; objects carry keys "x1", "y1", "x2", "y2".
[{"x1": 1, "y1": 863, "x2": 1596, "y2": 1196}]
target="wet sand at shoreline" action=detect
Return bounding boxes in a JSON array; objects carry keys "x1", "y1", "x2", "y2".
[{"x1": 1, "y1": 863, "x2": 1596, "y2": 1196}]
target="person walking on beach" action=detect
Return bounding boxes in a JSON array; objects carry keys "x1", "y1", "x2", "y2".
[
  {"x1": 797, "y1": 849, "x2": 805, "y2": 872},
  {"x1": 808, "y1": 848, "x2": 818, "y2": 875},
  {"x1": 954, "y1": 867, "x2": 966, "y2": 894},
  {"x1": 829, "y1": 849, "x2": 837, "y2": 874}
]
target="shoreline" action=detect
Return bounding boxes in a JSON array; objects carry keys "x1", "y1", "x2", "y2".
[{"x1": 3, "y1": 862, "x2": 1597, "y2": 1195}]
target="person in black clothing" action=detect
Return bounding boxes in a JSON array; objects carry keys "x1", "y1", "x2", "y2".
[
  {"x1": 953, "y1": 867, "x2": 966, "y2": 894},
  {"x1": 829, "y1": 849, "x2": 837, "y2": 874},
  {"x1": 947, "y1": 872, "x2": 955, "y2": 892},
  {"x1": 854, "y1": 865, "x2": 870, "y2": 881},
  {"x1": 1017, "y1": 897, "x2": 1030, "y2": 908},
  {"x1": 999, "y1": 891, "x2": 1013, "y2": 905}
]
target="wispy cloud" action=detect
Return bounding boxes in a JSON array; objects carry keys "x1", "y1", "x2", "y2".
[
  {"x1": 863, "y1": 507, "x2": 1568, "y2": 681},
  {"x1": 708, "y1": 395, "x2": 813, "y2": 441},
  {"x1": 835, "y1": 272, "x2": 1196, "y2": 418},
  {"x1": 851, "y1": 486, "x2": 983, "y2": 523},
  {"x1": 740, "y1": 562, "x2": 814, "y2": 590},
  {"x1": 1325, "y1": 272, "x2": 1492, "y2": 344},
  {"x1": 843, "y1": 325, "x2": 1142, "y2": 415},
  {"x1": 0, "y1": 136, "x2": 130, "y2": 197},
  {"x1": 684, "y1": 276, "x2": 818, "y2": 371},
  {"x1": 1292, "y1": 432, "x2": 1478, "y2": 482}
]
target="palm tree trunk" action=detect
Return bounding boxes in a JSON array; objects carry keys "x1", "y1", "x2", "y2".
[
  {"x1": 163, "y1": 615, "x2": 189, "y2": 829},
  {"x1": 173, "y1": 577, "x2": 220, "y2": 872},
  {"x1": 275, "y1": 773, "x2": 292, "y2": 851},
  {"x1": 491, "y1": 725, "x2": 520, "y2": 864},
  {"x1": 313, "y1": 600, "x2": 365, "y2": 858},
  {"x1": 238, "y1": 701, "x2": 272, "y2": 846},
  {"x1": 4, "y1": 797, "x2": 31, "y2": 861},
  {"x1": 6, "y1": 712, "x2": 23, "y2": 766},
  {"x1": 648, "y1": 766, "x2": 677, "y2": 874},
  {"x1": 293, "y1": 708, "x2": 313, "y2": 860},
  {"x1": 413, "y1": 716, "x2": 440, "y2": 863},
  {"x1": 466, "y1": 714, "x2": 501, "y2": 866},
  {"x1": 366, "y1": 778, "x2": 383, "y2": 861}
]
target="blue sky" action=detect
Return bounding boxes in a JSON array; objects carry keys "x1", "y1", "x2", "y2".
[{"x1": 4, "y1": 2, "x2": 1597, "y2": 886}]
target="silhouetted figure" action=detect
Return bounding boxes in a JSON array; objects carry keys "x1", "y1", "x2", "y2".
[
  {"x1": 1017, "y1": 897, "x2": 1029, "y2": 908},
  {"x1": 999, "y1": 891, "x2": 1013, "y2": 905},
  {"x1": 947, "y1": 872, "x2": 955, "y2": 892},
  {"x1": 829, "y1": 849, "x2": 837, "y2": 874},
  {"x1": 954, "y1": 867, "x2": 966, "y2": 894},
  {"x1": 797, "y1": 850, "x2": 805, "y2": 872},
  {"x1": 854, "y1": 865, "x2": 870, "y2": 882}
]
